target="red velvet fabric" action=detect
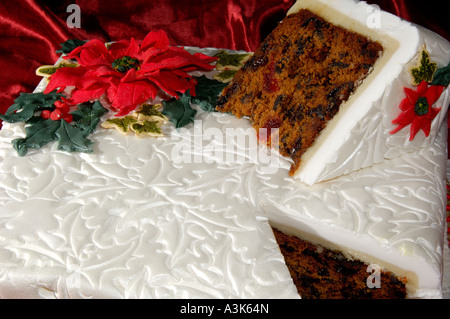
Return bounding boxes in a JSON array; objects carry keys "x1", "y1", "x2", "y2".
[{"x1": 0, "y1": 0, "x2": 448, "y2": 124}]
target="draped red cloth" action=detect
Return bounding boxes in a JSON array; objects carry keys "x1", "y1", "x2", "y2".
[{"x1": 0, "y1": 0, "x2": 448, "y2": 125}]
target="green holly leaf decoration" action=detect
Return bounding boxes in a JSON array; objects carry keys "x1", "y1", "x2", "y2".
[
  {"x1": 190, "y1": 75, "x2": 228, "y2": 112},
  {"x1": 162, "y1": 93, "x2": 197, "y2": 128},
  {"x1": 55, "y1": 120, "x2": 93, "y2": 153},
  {"x1": 431, "y1": 62, "x2": 450, "y2": 86},
  {"x1": 72, "y1": 100, "x2": 109, "y2": 133},
  {"x1": 6, "y1": 93, "x2": 108, "y2": 156},
  {"x1": 411, "y1": 49, "x2": 437, "y2": 85},
  {"x1": 56, "y1": 39, "x2": 87, "y2": 54},
  {"x1": 160, "y1": 76, "x2": 228, "y2": 128},
  {"x1": 0, "y1": 91, "x2": 63, "y2": 123},
  {"x1": 12, "y1": 119, "x2": 61, "y2": 156}
]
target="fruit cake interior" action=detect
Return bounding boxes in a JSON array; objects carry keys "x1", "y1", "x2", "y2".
[{"x1": 217, "y1": 8, "x2": 383, "y2": 176}]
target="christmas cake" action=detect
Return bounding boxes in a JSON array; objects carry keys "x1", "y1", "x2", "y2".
[
  {"x1": 217, "y1": 0, "x2": 450, "y2": 185},
  {"x1": 0, "y1": 0, "x2": 450, "y2": 299}
]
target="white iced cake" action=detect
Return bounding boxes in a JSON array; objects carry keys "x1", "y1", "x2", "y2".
[
  {"x1": 0, "y1": 0, "x2": 449, "y2": 299},
  {"x1": 288, "y1": 0, "x2": 450, "y2": 185},
  {"x1": 218, "y1": 0, "x2": 450, "y2": 186}
]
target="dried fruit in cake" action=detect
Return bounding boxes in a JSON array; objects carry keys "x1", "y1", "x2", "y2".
[
  {"x1": 217, "y1": 9, "x2": 383, "y2": 176},
  {"x1": 272, "y1": 228, "x2": 407, "y2": 299}
]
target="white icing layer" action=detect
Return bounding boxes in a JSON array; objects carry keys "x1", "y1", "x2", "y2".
[
  {"x1": 265, "y1": 124, "x2": 448, "y2": 298},
  {"x1": 0, "y1": 17, "x2": 448, "y2": 297},
  {"x1": 0, "y1": 76, "x2": 447, "y2": 298},
  {"x1": 0, "y1": 50, "x2": 301, "y2": 299},
  {"x1": 288, "y1": 0, "x2": 450, "y2": 185},
  {"x1": 0, "y1": 114, "x2": 298, "y2": 299}
]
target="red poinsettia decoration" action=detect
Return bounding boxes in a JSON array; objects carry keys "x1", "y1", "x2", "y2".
[
  {"x1": 44, "y1": 30, "x2": 217, "y2": 116},
  {"x1": 390, "y1": 81, "x2": 444, "y2": 140}
]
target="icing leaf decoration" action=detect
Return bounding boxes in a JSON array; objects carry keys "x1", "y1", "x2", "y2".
[
  {"x1": 214, "y1": 51, "x2": 252, "y2": 70},
  {"x1": 160, "y1": 76, "x2": 228, "y2": 127},
  {"x1": 190, "y1": 75, "x2": 228, "y2": 112},
  {"x1": 162, "y1": 93, "x2": 197, "y2": 128},
  {"x1": 55, "y1": 119, "x2": 93, "y2": 153},
  {"x1": 3, "y1": 92, "x2": 108, "y2": 156},
  {"x1": 56, "y1": 39, "x2": 87, "y2": 54},
  {"x1": 71, "y1": 100, "x2": 109, "y2": 133},
  {"x1": 390, "y1": 81, "x2": 444, "y2": 140},
  {"x1": 101, "y1": 116, "x2": 138, "y2": 134},
  {"x1": 12, "y1": 119, "x2": 61, "y2": 156},
  {"x1": 130, "y1": 120, "x2": 163, "y2": 137},
  {"x1": 135, "y1": 103, "x2": 167, "y2": 122},
  {"x1": 213, "y1": 51, "x2": 252, "y2": 83},
  {"x1": 36, "y1": 62, "x2": 78, "y2": 78},
  {"x1": 101, "y1": 104, "x2": 167, "y2": 137},
  {"x1": 214, "y1": 69, "x2": 238, "y2": 83},
  {"x1": 0, "y1": 91, "x2": 63, "y2": 123},
  {"x1": 431, "y1": 62, "x2": 450, "y2": 86},
  {"x1": 410, "y1": 49, "x2": 437, "y2": 85}
]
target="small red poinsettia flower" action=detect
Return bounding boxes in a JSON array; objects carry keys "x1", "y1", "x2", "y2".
[
  {"x1": 390, "y1": 81, "x2": 444, "y2": 140},
  {"x1": 44, "y1": 30, "x2": 217, "y2": 116}
]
